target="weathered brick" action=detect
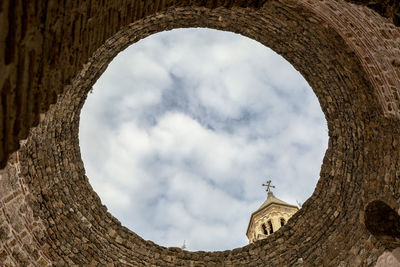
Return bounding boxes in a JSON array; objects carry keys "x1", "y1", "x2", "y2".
[{"x1": 0, "y1": 0, "x2": 399, "y2": 266}]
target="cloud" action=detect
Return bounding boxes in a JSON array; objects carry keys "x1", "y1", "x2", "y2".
[{"x1": 79, "y1": 28, "x2": 328, "y2": 251}]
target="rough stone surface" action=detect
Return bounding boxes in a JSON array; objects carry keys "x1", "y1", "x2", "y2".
[
  {"x1": 0, "y1": 0, "x2": 399, "y2": 168},
  {"x1": 348, "y1": 0, "x2": 400, "y2": 26},
  {"x1": 1, "y1": 0, "x2": 400, "y2": 266},
  {"x1": 376, "y1": 248, "x2": 400, "y2": 267},
  {"x1": 0, "y1": 152, "x2": 51, "y2": 266}
]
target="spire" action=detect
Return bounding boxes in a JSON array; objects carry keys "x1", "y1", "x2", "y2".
[
  {"x1": 257, "y1": 180, "x2": 297, "y2": 212},
  {"x1": 246, "y1": 178, "x2": 299, "y2": 243},
  {"x1": 181, "y1": 240, "x2": 186, "y2": 250}
]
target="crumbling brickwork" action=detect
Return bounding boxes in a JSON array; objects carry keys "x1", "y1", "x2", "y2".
[
  {"x1": 0, "y1": 0, "x2": 399, "y2": 168},
  {"x1": 0, "y1": 0, "x2": 399, "y2": 266}
]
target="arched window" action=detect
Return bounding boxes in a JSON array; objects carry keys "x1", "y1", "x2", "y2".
[
  {"x1": 268, "y1": 221, "x2": 274, "y2": 234},
  {"x1": 262, "y1": 224, "x2": 268, "y2": 235},
  {"x1": 280, "y1": 218, "x2": 286, "y2": 227}
]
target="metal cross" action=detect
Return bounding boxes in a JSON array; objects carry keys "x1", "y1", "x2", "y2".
[{"x1": 262, "y1": 180, "x2": 275, "y2": 193}]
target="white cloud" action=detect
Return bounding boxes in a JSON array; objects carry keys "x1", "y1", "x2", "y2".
[
  {"x1": 79, "y1": 28, "x2": 328, "y2": 251},
  {"x1": 91, "y1": 180, "x2": 131, "y2": 210}
]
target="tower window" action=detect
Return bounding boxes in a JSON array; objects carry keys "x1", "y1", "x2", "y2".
[
  {"x1": 280, "y1": 218, "x2": 286, "y2": 227},
  {"x1": 262, "y1": 224, "x2": 268, "y2": 235},
  {"x1": 268, "y1": 221, "x2": 274, "y2": 234}
]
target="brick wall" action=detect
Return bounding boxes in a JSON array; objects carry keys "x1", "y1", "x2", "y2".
[
  {"x1": 0, "y1": 0, "x2": 399, "y2": 168},
  {"x1": 0, "y1": 0, "x2": 399, "y2": 266}
]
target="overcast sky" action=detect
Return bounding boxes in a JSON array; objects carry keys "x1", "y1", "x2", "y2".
[{"x1": 79, "y1": 28, "x2": 328, "y2": 251}]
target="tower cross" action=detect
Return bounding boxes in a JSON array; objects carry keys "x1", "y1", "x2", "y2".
[{"x1": 262, "y1": 180, "x2": 275, "y2": 193}]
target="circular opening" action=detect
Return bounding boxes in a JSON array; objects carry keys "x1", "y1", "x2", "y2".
[
  {"x1": 79, "y1": 28, "x2": 328, "y2": 251},
  {"x1": 9, "y1": 2, "x2": 394, "y2": 265}
]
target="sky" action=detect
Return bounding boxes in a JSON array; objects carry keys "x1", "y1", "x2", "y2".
[{"x1": 79, "y1": 28, "x2": 328, "y2": 252}]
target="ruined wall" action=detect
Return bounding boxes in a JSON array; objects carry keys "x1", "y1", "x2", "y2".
[
  {"x1": 0, "y1": 0, "x2": 399, "y2": 168},
  {"x1": 0, "y1": 151, "x2": 51, "y2": 266},
  {"x1": 0, "y1": 0, "x2": 400, "y2": 266}
]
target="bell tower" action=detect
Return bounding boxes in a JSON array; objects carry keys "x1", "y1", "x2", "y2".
[{"x1": 246, "y1": 180, "x2": 299, "y2": 243}]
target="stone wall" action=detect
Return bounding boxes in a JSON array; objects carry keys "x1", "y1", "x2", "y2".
[
  {"x1": 0, "y1": 151, "x2": 51, "y2": 266},
  {"x1": 0, "y1": 0, "x2": 399, "y2": 168},
  {"x1": 0, "y1": 0, "x2": 400, "y2": 266}
]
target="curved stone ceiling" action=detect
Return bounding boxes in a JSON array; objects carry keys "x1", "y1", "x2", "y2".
[{"x1": 0, "y1": 0, "x2": 399, "y2": 266}]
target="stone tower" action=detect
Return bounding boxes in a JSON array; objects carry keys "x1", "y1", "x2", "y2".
[{"x1": 246, "y1": 187, "x2": 299, "y2": 243}]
